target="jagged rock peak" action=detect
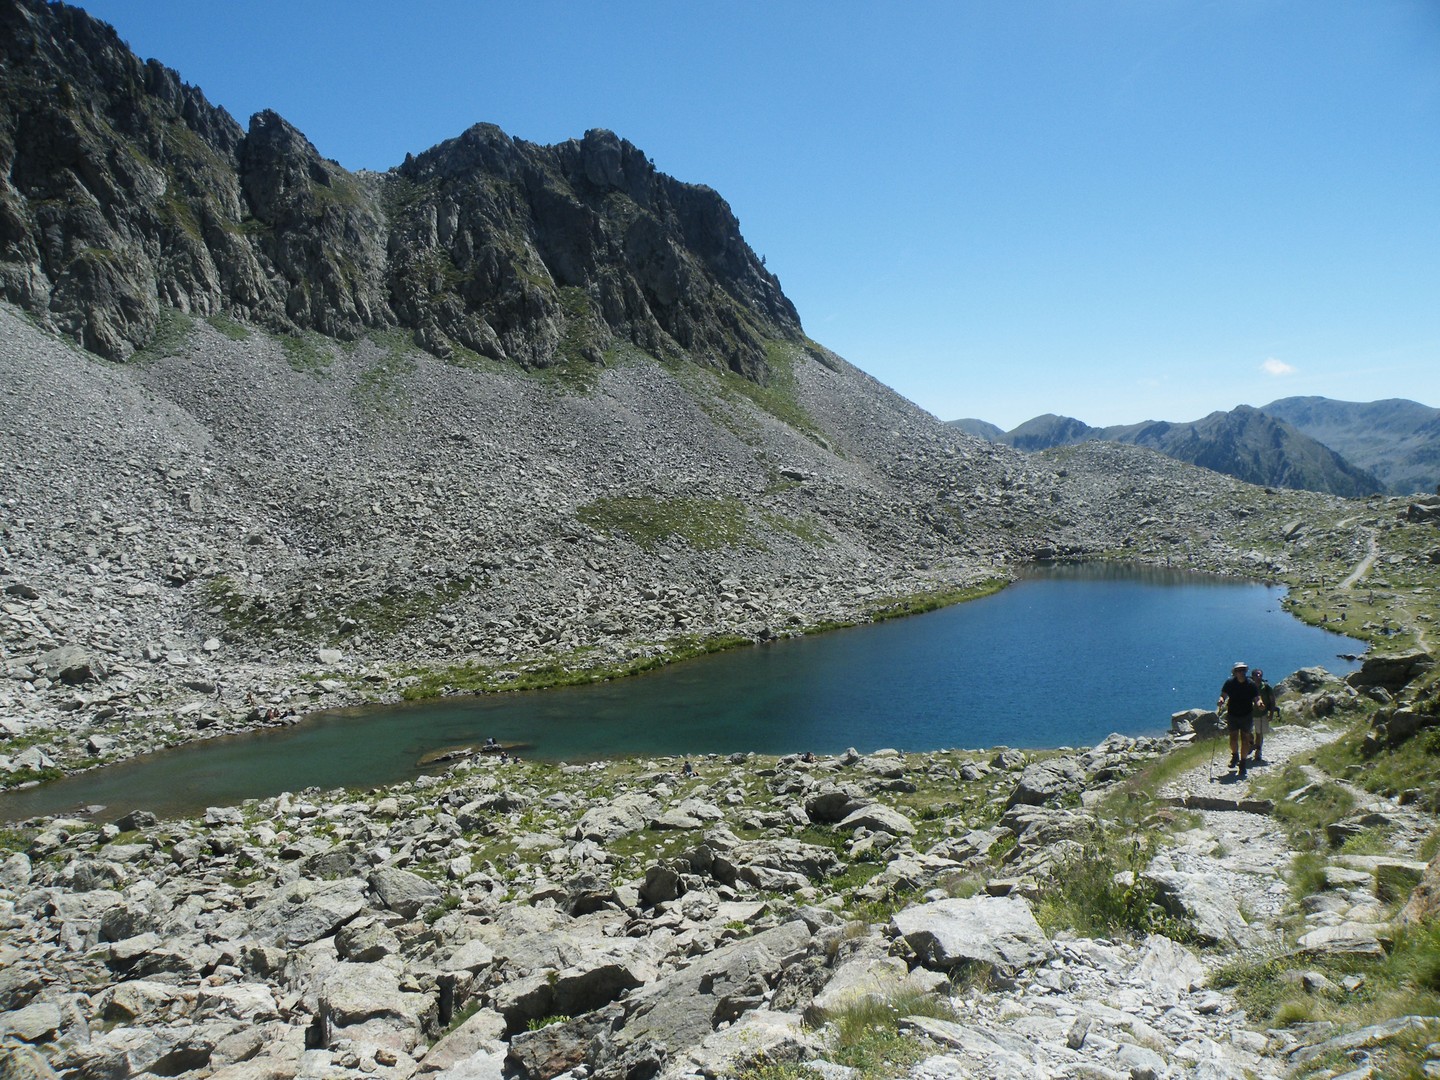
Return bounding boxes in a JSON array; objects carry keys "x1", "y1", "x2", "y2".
[{"x1": 0, "y1": 0, "x2": 803, "y2": 382}]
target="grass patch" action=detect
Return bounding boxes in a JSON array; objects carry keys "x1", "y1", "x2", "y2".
[
  {"x1": 201, "y1": 574, "x2": 469, "y2": 647},
  {"x1": 577, "y1": 495, "x2": 749, "y2": 551},
  {"x1": 525, "y1": 1014, "x2": 573, "y2": 1031},
  {"x1": 735, "y1": 1062, "x2": 823, "y2": 1080},
  {"x1": 1211, "y1": 922, "x2": 1440, "y2": 1077},
  {"x1": 399, "y1": 632, "x2": 754, "y2": 700},
  {"x1": 281, "y1": 332, "x2": 334, "y2": 376},
  {"x1": 1250, "y1": 761, "x2": 1358, "y2": 852},
  {"x1": 205, "y1": 312, "x2": 251, "y2": 341},
  {"x1": 816, "y1": 990, "x2": 955, "y2": 1080},
  {"x1": 355, "y1": 331, "x2": 418, "y2": 415},
  {"x1": 1322, "y1": 723, "x2": 1440, "y2": 814},
  {"x1": 132, "y1": 307, "x2": 194, "y2": 362}
]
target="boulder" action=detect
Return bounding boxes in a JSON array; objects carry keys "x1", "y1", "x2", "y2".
[
  {"x1": 1296, "y1": 923, "x2": 1387, "y2": 958},
  {"x1": 575, "y1": 793, "x2": 659, "y2": 841},
  {"x1": 674, "y1": 1009, "x2": 817, "y2": 1078},
  {"x1": 836, "y1": 803, "x2": 916, "y2": 837},
  {"x1": 891, "y1": 895, "x2": 1053, "y2": 976},
  {"x1": 1345, "y1": 650, "x2": 1434, "y2": 692},
  {"x1": 1398, "y1": 847, "x2": 1440, "y2": 927},
  {"x1": 35, "y1": 645, "x2": 108, "y2": 685},
  {"x1": 317, "y1": 961, "x2": 434, "y2": 1045},
  {"x1": 506, "y1": 1005, "x2": 623, "y2": 1080},
  {"x1": 4, "y1": 1000, "x2": 62, "y2": 1042},
  {"x1": 0, "y1": 1046, "x2": 59, "y2": 1080},
  {"x1": 1005, "y1": 757, "x2": 1085, "y2": 808},
  {"x1": 803, "y1": 783, "x2": 869, "y2": 823},
  {"x1": 423, "y1": 1008, "x2": 506, "y2": 1074},
  {"x1": 1128, "y1": 934, "x2": 1206, "y2": 1005},
  {"x1": 369, "y1": 866, "x2": 444, "y2": 918},
  {"x1": 607, "y1": 921, "x2": 813, "y2": 1061},
  {"x1": 1170, "y1": 709, "x2": 1224, "y2": 740},
  {"x1": 1143, "y1": 867, "x2": 1247, "y2": 946},
  {"x1": 244, "y1": 876, "x2": 368, "y2": 947}
]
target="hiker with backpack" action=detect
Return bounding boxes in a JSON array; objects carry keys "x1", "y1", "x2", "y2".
[
  {"x1": 1249, "y1": 667, "x2": 1277, "y2": 764},
  {"x1": 1218, "y1": 661, "x2": 1260, "y2": 779}
]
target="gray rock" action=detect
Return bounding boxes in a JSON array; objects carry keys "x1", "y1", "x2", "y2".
[
  {"x1": 836, "y1": 803, "x2": 916, "y2": 837},
  {"x1": 35, "y1": 645, "x2": 108, "y2": 685},
  {"x1": 610, "y1": 920, "x2": 813, "y2": 1059},
  {"x1": 1005, "y1": 757, "x2": 1085, "y2": 808},
  {"x1": 891, "y1": 895, "x2": 1053, "y2": 975},
  {"x1": 318, "y1": 961, "x2": 433, "y2": 1035},
  {"x1": 576, "y1": 793, "x2": 660, "y2": 841},
  {"x1": 422, "y1": 1009, "x2": 506, "y2": 1074},
  {"x1": 3, "y1": 1000, "x2": 62, "y2": 1043},
  {"x1": 1143, "y1": 866, "x2": 1248, "y2": 946},
  {"x1": 369, "y1": 866, "x2": 444, "y2": 918},
  {"x1": 804, "y1": 784, "x2": 870, "y2": 823},
  {"x1": 245, "y1": 876, "x2": 368, "y2": 947},
  {"x1": 1297, "y1": 923, "x2": 1387, "y2": 958},
  {"x1": 0, "y1": 1046, "x2": 60, "y2": 1080},
  {"x1": 1345, "y1": 650, "x2": 1433, "y2": 691}
]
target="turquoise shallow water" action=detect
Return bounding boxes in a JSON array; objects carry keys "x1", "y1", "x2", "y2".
[{"x1": 0, "y1": 563, "x2": 1365, "y2": 821}]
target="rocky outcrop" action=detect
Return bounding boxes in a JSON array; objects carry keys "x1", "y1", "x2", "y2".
[{"x1": 0, "y1": 0, "x2": 800, "y2": 375}]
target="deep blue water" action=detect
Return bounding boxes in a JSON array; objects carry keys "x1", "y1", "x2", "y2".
[{"x1": 0, "y1": 563, "x2": 1364, "y2": 821}]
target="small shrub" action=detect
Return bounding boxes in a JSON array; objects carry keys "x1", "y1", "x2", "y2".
[
  {"x1": 422, "y1": 894, "x2": 461, "y2": 924},
  {"x1": 526, "y1": 1014, "x2": 572, "y2": 1031},
  {"x1": 734, "y1": 1061, "x2": 822, "y2": 1080},
  {"x1": 1035, "y1": 839, "x2": 1194, "y2": 942},
  {"x1": 817, "y1": 989, "x2": 953, "y2": 1080}
]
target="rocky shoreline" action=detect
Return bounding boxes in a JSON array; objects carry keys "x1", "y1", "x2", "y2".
[{"x1": 2, "y1": 658, "x2": 1438, "y2": 1080}]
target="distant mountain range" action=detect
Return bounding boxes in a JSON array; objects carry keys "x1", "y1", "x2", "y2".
[
  {"x1": 951, "y1": 398, "x2": 1440, "y2": 498},
  {"x1": 1258, "y1": 397, "x2": 1440, "y2": 496}
]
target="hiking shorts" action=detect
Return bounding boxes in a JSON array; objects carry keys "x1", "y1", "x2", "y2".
[
  {"x1": 1253, "y1": 712, "x2": 1270, "y2": 741},
  {"x1": 1227, "y1": 712, "x2": 1254, "y2": 734}
]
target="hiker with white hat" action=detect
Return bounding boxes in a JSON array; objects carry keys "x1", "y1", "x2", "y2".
[{"x1": 1217, "y1": 661, "x2": 1260, "y2": 780}]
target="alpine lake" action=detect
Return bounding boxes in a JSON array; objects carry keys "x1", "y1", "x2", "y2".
[{"x1": 0, "y1": 562, "x2": 1366, "y2": 822}]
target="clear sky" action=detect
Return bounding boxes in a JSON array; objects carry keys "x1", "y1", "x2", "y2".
[{"x1": 74, "y1": 0, "x2": 1440, "y2": 429}]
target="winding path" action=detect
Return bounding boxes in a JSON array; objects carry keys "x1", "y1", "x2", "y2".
[{"x1": 1338, "y1": 527, "x2": 1378, "y2": 590}]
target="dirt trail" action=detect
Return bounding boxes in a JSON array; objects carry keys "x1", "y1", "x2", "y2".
[
  {"x1": 1338, "y1": 528, "x2": 1379, "y2": 590},
  {"x1": 1156, "y1": 722, "x2": 1345, "y2": 954},
  {"x1": 1156, "y1": 717, "x2": 1433, "y2": 968}
]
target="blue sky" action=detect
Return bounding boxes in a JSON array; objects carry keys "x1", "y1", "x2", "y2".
[{"x1": 76, "y1": 1, "x2": 1440, "y2": 428}]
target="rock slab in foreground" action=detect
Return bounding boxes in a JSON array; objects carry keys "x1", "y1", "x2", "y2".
[{"x1": 891, "y1": 895, "x2": 1053, "y2": 975}]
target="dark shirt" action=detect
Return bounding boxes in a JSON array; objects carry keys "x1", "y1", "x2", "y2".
[{"x1": 1221, "y1": 676, "x2": 1260, "y2": 718}]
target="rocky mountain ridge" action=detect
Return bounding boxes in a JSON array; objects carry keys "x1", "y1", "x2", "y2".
[
  {"x1": 1, "y1": 0, "x2": 800, "y2": 381},
  {"x1": 953, "y1": 406, "x2": 1386, "y2": 498}
]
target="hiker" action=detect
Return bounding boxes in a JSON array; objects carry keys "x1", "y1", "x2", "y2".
[
  {"x1": 1217, "y1": 661, "x2": 1260, "y2": 779},
  {"x1": 1249, "y1": 668, "x2": 1277, "y2": 763},
  {"x1": 681, "y1": 759, "x2": 695, "y2": 778}
]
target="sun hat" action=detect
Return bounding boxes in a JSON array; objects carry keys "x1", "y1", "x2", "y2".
[{"x1": 1233, "y1": 661, "x2": 1248, "y2": 671}]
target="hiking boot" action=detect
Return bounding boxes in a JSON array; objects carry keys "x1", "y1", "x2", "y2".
[
  {"x1": 1238, "y1": 762, "x2": 1248, "y2": 779},
  {"x1": 1229, "y1": 754, "x2": 1239, "y2": 768}
]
